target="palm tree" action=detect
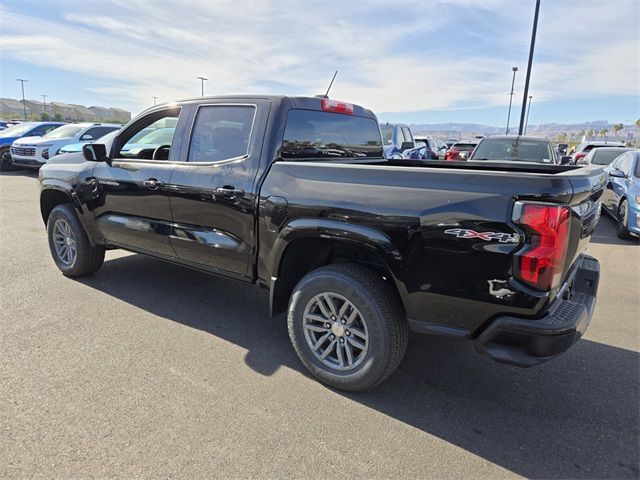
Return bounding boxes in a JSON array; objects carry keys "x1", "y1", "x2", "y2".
[
  {"x1": 587, "y1": 129, "x2": 594, "y2": 139},
  {"x1": 602, "y1": 128, "x2": 608, "y2": 139},
  {"x1": 612, "y1": 123, "x2": 624, "y2": 138}
]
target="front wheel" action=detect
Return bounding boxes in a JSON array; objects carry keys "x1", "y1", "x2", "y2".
[
  {"x1": 616, "y1": 200, "x2": 634, "y2": 240},
  {"x1": 0, "y1": 149, "x2": 16, "y2": 171},
  {"x1": 287, "y1": 263, "x2": 408, "y2": 391},
  {"x1": 47, "y1": 204, "x2": 105, "y2": 277}
]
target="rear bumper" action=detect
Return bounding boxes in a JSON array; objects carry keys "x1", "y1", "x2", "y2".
[{"x1": 474, "y1": 254, "x2": 600, "y2": 367}]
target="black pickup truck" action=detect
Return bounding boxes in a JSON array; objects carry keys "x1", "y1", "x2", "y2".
[{"x1": 39, "y1": 96, "x2": 604, "y2": 391}]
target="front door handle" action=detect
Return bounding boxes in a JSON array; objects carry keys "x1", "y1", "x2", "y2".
[
  {"x1": 215, "y1": 186, "x2": 245, "y2": 198},
  {"x1": 143, "y1": 178, "x2": 164, "y2": 190}
]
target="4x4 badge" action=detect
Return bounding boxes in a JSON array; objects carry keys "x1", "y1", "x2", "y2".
[{"x1": 444, "y1": 228, "x2": 518, "y2": 243}]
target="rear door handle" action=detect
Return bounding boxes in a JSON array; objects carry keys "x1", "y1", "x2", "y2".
[
  {"x1": 215, "y1": 186, "x2": 245, "y2": 198},
  {"x1": 143, "y1": 178, "x2": 164, "y2": 190}
]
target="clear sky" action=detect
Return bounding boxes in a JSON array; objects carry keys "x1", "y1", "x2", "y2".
[{"x1": 1, "y1": 0, "x2": 638, "y2": 126}]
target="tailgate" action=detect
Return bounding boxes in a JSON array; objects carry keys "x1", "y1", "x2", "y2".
[{"x1": 562, "y1": 165, "x2": 606, "y2": 279}]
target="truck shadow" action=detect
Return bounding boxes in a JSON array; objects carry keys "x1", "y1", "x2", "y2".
[{"x1": 78, "y1": 252, "x2": 639, "y2": 479}]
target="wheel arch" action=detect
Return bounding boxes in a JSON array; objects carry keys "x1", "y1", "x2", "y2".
[
  {"x1": 40, "y1": 181, "x2": 98, "y2": 247},
  {"x1": 268, "y1": 218, "x2": 406, "y2": 317}
]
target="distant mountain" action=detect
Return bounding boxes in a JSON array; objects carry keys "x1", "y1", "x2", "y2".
[{"x1": 409, "y1": 120, "x2": 638, "y2": 142}]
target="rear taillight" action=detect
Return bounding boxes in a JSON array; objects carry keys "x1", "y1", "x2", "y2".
[
  {"x1": 513, "y1": 202, "x2": 571, "y2": 291},
  {"x1": 321, "y1": 99, "x2": 354, "y2": 115}
]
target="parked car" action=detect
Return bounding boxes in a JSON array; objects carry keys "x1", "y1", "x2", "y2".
[
  {"x1": 444, "y1": 140, "x2": 478, "y2": 160},
  {"x1": 380, "y1": 122, "x2": 415, "y2": 158},
  {"x1": 601, "y1": 150, "x2": 640, "y2": 239},
  {"x1": 581, "y1": 147, "x2": 635, "y2": 167},
  {"x1": 469, "y1": 136, "x2": 558, "y2": 164},
  {"x1": 557, "y1": 143, "x2": 568, "y2": 156},
  {"x1": 40, "y1": 95, "x2": 603, "y2": 391},
  {"x1": 0, "y1": 120, "x2": 22, "y2": 131},
  {"x1": 0, "y1": 121, "x2": 65, "y2": 170},
  {"x1": 401, "y1": 143, "x2": 430, "y2": 161},
  {"x1": 414, "y1": 136, "x2": 444, "y2": 160},
  {"x1": 10, "y1": 123, "x2": 121, "y2": 169},
  {"x1": 572, "y1": 141, "x2": 626, "y2": 164},
  {"x1": 56, "y1": 129, "x2": 121, "y2": 155}
]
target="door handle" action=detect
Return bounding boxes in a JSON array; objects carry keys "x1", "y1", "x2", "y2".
[
  {"x1": 215, "y1": 186, "x2": 245, "y2": 198},
  {"x1": 143, "y1": 178, "x2": 164, "y2": 190}
]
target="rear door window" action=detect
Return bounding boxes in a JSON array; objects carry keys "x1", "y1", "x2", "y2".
[
  {"x1": 188, "y1": 105, "x2": 256, "y2": 162},
  {"x1": 280, "y1": 109, "x2": 382, "y2": 159}
]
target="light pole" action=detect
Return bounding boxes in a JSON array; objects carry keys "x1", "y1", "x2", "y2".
[
  {"x1": 524, "y1": 95, "x2": 533, "y2": 135},
  {"x1": 505, "y1": 66, "x2": 518, "y2": 135},
  {"x1": 41, "y1": 94, "x2": 48, "y2": 118},
  {"x1": 518, "y1": 0, "x2": 541, "y2": 135},
  {"x1": 196, "y1": 76, "x2": 208, "y2": 96},
  {"x1": 152, "y1": 96, "x2": 158, "y2": 106},
  {"x1": 16, "y1": 78, "x2": 28, "y2": 120}
]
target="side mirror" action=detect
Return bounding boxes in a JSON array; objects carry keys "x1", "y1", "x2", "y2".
[
  {"x1": 400, "y1": 141, "x2": 414, "y2": 150},
  {"x1": 609, "y1": 169, "x2": 626, "y2": 178},
  {"x1": 560, "y1": 155, "x2": 572, "y2": 164},
  {"x1": 83, "y1": 143, "x2": 109, "y2": 164},
  {"x1": 80, "y1": 134, "x2": 94, "y2": 141}
]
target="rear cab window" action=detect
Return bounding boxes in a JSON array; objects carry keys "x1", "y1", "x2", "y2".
[{"x1": 279, "y1": 109, "x2": 383, "y2": 160}]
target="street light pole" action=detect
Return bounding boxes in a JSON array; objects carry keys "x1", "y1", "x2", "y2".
[
  {"x1": 196, "y1": 76, "x2": 208, "y2": 96},
  {"x1": 41, "y1": 94, "x2": 48, "y2": 118},
  {"x1": 524, "y1": 95, "x2": 533, "y2": 135},
  {"x1": 16, "y1": 78, "x2": 28, "y2": 120},
  {"x1": 505, "y1": 66, "x2": 518, "y2": 135},
  {"x1": 518, "y1": 0, "x2": 541, "y2": 135}
]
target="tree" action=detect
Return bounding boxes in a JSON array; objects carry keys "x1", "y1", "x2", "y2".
[
  {"x1": 53, "y1": 112, "x2": 63, "y2": 121},
  {"x1": 612, "y1": 123, "x2": 624, "y2": 138},
  {"x1": 587, "y1": 129, "x2": 594, "y2": 139},
  {"x1": 601, "y1": 128, "x2": 608, "y2": 139}
]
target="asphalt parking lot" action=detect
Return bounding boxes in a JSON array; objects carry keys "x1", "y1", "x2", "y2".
[{"x1": 1, "y1": 170, "x2": 638, "y2": 479}]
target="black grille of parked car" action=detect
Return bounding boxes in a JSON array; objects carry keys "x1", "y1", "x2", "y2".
[{"x1": 11, "y1": 146, "x2": 36, "y2": 156}]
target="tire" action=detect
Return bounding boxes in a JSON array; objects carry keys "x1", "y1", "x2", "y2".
[
  {"x1": 0, "y1": 149, "x2": 17, "y2": 171},
  {"x1": 47, "y1": 204, "x2": 105, "y2": 277},
  {"x1": 287, "y1": 263, "x2": 408, "y2": 391},
  {"x1": 616, "y1": 200, "x2": 634, "y2": 240}
]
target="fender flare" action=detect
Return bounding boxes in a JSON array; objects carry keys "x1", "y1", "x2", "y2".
[{"x1": 267, "y1": 218, "x2": 405, "y2": 316}]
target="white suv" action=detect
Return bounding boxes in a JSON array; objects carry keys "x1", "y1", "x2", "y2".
[{"x1": 10, "y1": 123, "x2": 121, "y2": 169}]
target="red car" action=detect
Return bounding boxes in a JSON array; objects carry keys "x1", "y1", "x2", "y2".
[{"x1": 445, "y1": 141, "x2": 478, "y2": 161}]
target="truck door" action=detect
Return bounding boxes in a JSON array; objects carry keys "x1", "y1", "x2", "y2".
[
  {"x1": 168, "y1": 101, "x2": 269, "y2": 277},
  {"x1": 91, "y1": 107, "x2": 185, "y2": 257}
]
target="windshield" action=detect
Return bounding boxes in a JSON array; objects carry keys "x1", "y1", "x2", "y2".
[
  {"x1": 592, "y1": 149, "x2": 630, "y2": 165},
  {"x1": 0, "y1": 123, "x2": 36, "y2": 138},
  {"x1": 471, "y1": 138, "x2": 553, "y2": 163},
  {"x1": 43, "y1": 125, "x2": 84, "y2": 140},
  {"x1": 380, "y1": 125, "x2": 393, "y2": 144}
]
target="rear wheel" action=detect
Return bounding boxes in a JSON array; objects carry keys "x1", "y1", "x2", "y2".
[
  {"x1": 47, "y1": 204, "x2": 105, "y2": 276},
  {"x1": 616, "y1": 200, "x2": 634, "y2": 240},
  {"x1": 287, "y1": 263, "x2": 408, "y2": 391}
]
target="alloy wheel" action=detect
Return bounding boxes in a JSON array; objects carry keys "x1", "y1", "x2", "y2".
[
  {"x1": 302, "y1": 292, "x2": 369, "y2": 371},
  {"x1": 52, "y1": 219, "x2": 77, "y2": 267}
]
